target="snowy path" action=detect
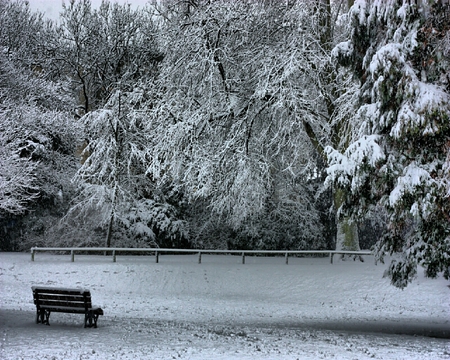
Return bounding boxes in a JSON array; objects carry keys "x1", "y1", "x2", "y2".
[{"x1": 1, "y1": 252, "x2": 449, "y2": 359}]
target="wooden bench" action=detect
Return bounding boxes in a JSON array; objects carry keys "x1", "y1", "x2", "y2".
[{"x1": 32, "y1": 287, "x2": 103, "y2": 328}]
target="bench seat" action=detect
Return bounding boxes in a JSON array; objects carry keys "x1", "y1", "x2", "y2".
[{"x1": 38, "y1": 305, "x2": 103, "y2": 313}]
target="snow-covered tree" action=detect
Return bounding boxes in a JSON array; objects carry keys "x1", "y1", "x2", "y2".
[
  {"x1": 147, "y1": 0, "x2": 348, "y2": 249},
  {"x1": 0, "y1": 44, "x2": 81, "y2": 249},
  {"x1": 327, "y1": 0, "x2": 450, "y2": 287},
  {"x1": 57, "y1": 0, "x2": 162, "y2": 114},
  {"x1": 65, "y1": 87, "x2": 187, "y2": 248},
  {"x1": 293, "y1": 0, "x2": 364, "y2": 255},
  {"x1": 0, "y1": 128, "x2": 39, "y2": 216},
  {"x1": 56, "y1": 1, "x2": 189, "y2": 248},
  {"x1": 0, "y1": 0, "x2": 57, "y2": 70}
]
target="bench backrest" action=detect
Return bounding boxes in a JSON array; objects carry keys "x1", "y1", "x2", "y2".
[{"x1": 32, "y1": 287, "x2": 93, "y2": 310}]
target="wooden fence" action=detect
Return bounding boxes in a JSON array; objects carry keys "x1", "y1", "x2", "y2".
[{"x1": 30, "y1": 247, "x2": 373, "y2": 264}]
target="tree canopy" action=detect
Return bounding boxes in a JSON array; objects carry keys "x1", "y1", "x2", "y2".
[{"x1": 1, "y1": 0, "x2": 449, "y2": 288}]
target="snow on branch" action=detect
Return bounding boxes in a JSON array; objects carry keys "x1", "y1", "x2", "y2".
[
  {"x1": 0, "y1": 149, "x2": 40, "y2": 216},
  {"x1": 388, "y1": 162, "x2": 436, "y2": 212},
  {"x1": 368, "y1": 41, "x2": 450, "y2": 139},
  {"x1": 393, "y1": 80, "x2": 450, "y2": 138},
  {"x1": 369, "y1": 43, "x2": 404, "y2": 77},
  {"x1": 325, "y1": 135, "x2": 385, "y2": 191}
]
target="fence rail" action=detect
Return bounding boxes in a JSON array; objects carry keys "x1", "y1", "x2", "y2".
[{"x1": 30, "y1": 247, "x2": 373, "y2": 264}]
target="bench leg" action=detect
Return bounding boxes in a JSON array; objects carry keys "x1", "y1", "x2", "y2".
[
  {"x1": 36, "y1": 309, "x2": 50, "y2": 325},
  {"x1": 85, "y1": 312, "x2": 99, "y2": 328},
  {"x1": 92, "y1": 313, "x2": 99, "y2": 328},
  {"x1": 43, "y1": 310, "x2": 50, "y2": 325}
]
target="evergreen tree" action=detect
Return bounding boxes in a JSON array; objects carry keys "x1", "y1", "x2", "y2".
[{"x1": 328, "y1": 0, "x2": 450, "y2": 287}]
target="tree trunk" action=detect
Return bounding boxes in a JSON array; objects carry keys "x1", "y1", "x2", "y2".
[
  {"x1": 105, "y1": 211, "x2": 113, "y2": 248},
  {"x1": 105, "y1": 184, "x2": 117, "y2": 249},
  {"x1": 105, "y1": 91, "x2": 122, "y2": 249},
  {"x1": 304, "y1": 0, "x2": 362, "y2": 258},
  {"x1": 318, "y1": 0, "x2": 332, "y2": 51},
  {"x1": 335, "y1": 217, "x2": 359, "y2": 251},
  {"x1": 334, "y1": 187, "x2": 363, "y2": 261}
]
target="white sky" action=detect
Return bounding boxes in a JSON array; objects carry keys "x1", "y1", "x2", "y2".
[{"x1": 27, "y1": 0, "x2": 150, "y2": 21}]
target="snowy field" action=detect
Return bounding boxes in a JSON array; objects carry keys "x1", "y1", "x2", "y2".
[{"x1": 1, "y1": 252, "x2": 449, "y2": 359}]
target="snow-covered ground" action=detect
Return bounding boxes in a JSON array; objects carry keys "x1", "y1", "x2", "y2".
[{"x1": 1, "y1": 252, "x2": 449, "y2": 359}]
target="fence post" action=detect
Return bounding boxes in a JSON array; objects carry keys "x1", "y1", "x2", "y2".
[
  {"x1": 112, "y1": 250, "x2": 116, "y2": 263},
  {"x1": 285, "y1": 252, "x2": 289, "y2": 265},
  {"x1": 198, "y1": 252, "x2": 202, "y2": 264},
  {"x1": 155, "y1": 251, "x2": 159, "y2": 263},
  {"x1": 31, "y1": 248, "x2": 35, "y2": 262},
  {"x1": 71, "y1": 250, "x2": 75, "y2": 262},
  {"x1": 242, "y1": 252, "x2": 245, "y2": 264},
  {"x1": 330, "y1": 252, "x2": 334, "y2": 264}
]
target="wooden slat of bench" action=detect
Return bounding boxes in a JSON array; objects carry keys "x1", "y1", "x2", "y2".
[
  {"x1": 39, "y1": 305, "x2": 88, "y2": 314},
  {"x1": 39, "y1": 305, "x2": 103, "y2": 314},
  {"x1": 35, "y1": 294, "x2": 88, "y2": 302},
  {"x1": 37, "y1": 300, "x2": 87, "y2": 308}
]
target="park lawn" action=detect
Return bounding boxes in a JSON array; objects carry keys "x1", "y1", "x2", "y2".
[{"x1": 1, "y1": 252, "x2": 449, "y2": 359}]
